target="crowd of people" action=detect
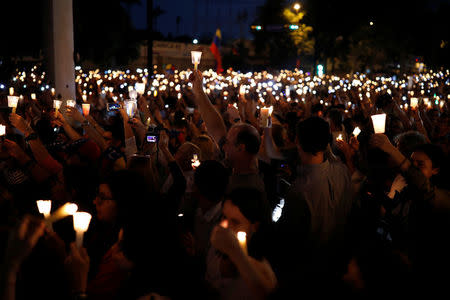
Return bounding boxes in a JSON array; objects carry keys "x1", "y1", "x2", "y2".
[{"x1": 0, "y1": 64, "x2": 449, "y2": 299}]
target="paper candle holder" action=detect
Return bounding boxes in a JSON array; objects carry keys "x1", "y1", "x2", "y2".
[
  {"x1": 73, "y1": 212, "x2": 92, "y2": 248},
  {"x1": 53, "y1": 100, "x2": 62, "y2": 112},
  {"x1": 66, "y1": 100, "x2": 76, "y2": 107},
  {"x1": 36, "y1": 200, "x2": 52, "y2": 218},
  {"x1": 82, "y1": 103, "x2": 90, "y2": 116},
  {"x1": 191, "y1": 51, "x2": 202, "y2": 70},
  {"x1": 353, "y1": 127, "x2": 361, "y2": 137},
  {"x1": 410, "y1": 97, "x2": 418, "y2": 109},
  {"x1": 129, "y1": 89, "x2": 138, "y2": 100},
  {"x1": 371, "y1": 113, "x2": 386, "y2": 134},
  {"x1": 8, "y1": 96, "x2": 19, "y2": 113},
  {"x1": 124, "y1": 100, "x2": 137, "y2": 118},
  {"x1": 0, "y1": 124, "x2": 6, "y2": 136},
  {"x1": 135, "y1": 82, "x2": 145, "y2": 95}
]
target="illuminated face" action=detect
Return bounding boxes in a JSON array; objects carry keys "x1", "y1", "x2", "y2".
[
  {"x1": 222, "y1": 199, "x2": 253, "y2": 235},
  {"x1": 94, "y1": 184, "x2": 117, "y2": 223},
  {"x1": 410, "y1": 151, "x2": 438, "y2": 179}
]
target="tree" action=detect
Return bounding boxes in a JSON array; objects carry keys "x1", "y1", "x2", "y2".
[
  {"x1": 282, "y1": 7, "x2": 314, "y2": 56},
  {"x1": 252, "y1": 0, "x2": 314, "y2": 68}
]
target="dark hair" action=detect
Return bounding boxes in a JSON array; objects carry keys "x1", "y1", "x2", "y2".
[
  {"x1": 296, "y1": 117, "x2": 331, "y2": 155},
  {"x1": 413, "y1": 143, "x2": 444, "y2": 169},
  {"x1": 375, "y1": 93, "x2": 393, "y2": 109},
  {"x1": 194, "y1": 160, "x2": 230, "y2": 203},
  {"x1": 394, "y1": 131, "x2": 427, "y2": 158},
  {"x1": 234, "y1": 124, "x2": 261, "y2": 155},
  {"x1": 311, "y1": 103, "x2": 324, "y2": 114},
  {"x1": 227, "y1": 188, "x2": 270, "y2": 224}
]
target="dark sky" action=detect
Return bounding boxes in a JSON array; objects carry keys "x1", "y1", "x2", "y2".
[{"x1": 124, "y1": 0, "x2": 268, "y2": 41}]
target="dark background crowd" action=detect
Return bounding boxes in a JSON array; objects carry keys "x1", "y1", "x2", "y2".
[{"x1": 0, "y1": 65, "x2": 449, "y2": 299}]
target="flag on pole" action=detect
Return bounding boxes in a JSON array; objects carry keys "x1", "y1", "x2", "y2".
[{"x1": 210, "y1": 29, "x2": 224, "y2": 73}]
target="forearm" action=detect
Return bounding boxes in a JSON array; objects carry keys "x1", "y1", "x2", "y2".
[
  {"x1": 0, "y1": 270, "x2": 17, "y2": 300},
  {"x1": 229, "y1": 250, "x2": 276, "y2": 299},
  {"x1": 192, "y1": 89, "x2": 227, "y2": 144},
  {"x1": 262, "y1": 128, "x2": 284, "y2": 160},
  {"x1": 62, "y1": 122, "x2": 82, "y2": 141},
  {"x1": 83, "y1": 125, "x2": 107, "y2": 151},
  {"x1": 86, "y1": 115, "x2": 105, "y2": 135}
]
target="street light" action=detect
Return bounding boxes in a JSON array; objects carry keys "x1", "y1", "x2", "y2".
[{"x1": 293, "y1": 3, "x2": 301, "y2": 11}]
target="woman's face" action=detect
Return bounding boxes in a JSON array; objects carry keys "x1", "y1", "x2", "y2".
[
  {"x1": 410, "y1": 151, "x2": 438, "y2": 179},
  {"x1": 93, "y1": 184, "x2": 117, "y2": 223}
]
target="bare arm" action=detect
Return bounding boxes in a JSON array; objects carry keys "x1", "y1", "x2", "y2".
[{"x1": 190, "y1": 71, "x2": 227, "y2": 144}]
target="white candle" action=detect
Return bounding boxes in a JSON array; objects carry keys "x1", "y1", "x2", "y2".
[
  {"x1": 31, "y1": 93, "x2": 36, "y2": 100},
  {"x1": 8, "y1": 96, "x2": 19, "y2": 114},
  {"x1": 129, "y1": 89, "x2": 138, "y2": 100},
  {"x1": 82, "y1": 103, "x2": 90, "y2": 116},
  {"x1": 135, "y1": 82, "x2": 145, "y2": 95},
  {"x1": 66, "y1": 99, "x2": 76, "y2": 107},
  {"x1": 239, "y1": 85, "x2": 246, "y2": 96},
  {"x1": 237, "y1": 231, "x2": 248, "y2": 255},
  {"x1": 82, "y1": 95, "x2": 87, "y2": 102},
  {"x1": 191, "y1": 154, "x2": 200, "y2": 169},
  {"x1": 53, "y1": 100, "x2": 62, "y2": 113},
  {"x1": 191, "y1": 51, "x2": 202, "y2": 70},
  {"x1": 125, "y1": 100, "x2": 137, "y2": 118},
  {"x1": 36, "y1": 200, "x2": 52, "y2": 218},
  {"x1": 153, "y1": 90, "x2": 158, "y2": 97},
  {"x1": 353, "y1": 127, "x2": 361, "y2": 137},
  {"x1": 47, "y1": 202, "x2": 78, "y2": 223},
  {"x1": 336, "y1": 133, "x2": 343, "y2": 141},
  {"x1": 9, "y1": 87, "x2": 14, "y2": 96},
  {"x1": 73, "y1": 212, "x2": 92, "y2": 248},
  {"x1": 51, "y1": 88, "x2": 55, "y2": 96},
  {"x1": 410, "y1": 97, "x2": 418, "y2": 109},
  {"x1": 371, "y1": 113, "x2": 386, "y2": 134},
  {"x1": 0, "y1": 124, "x2": 5, "y2": 136}
]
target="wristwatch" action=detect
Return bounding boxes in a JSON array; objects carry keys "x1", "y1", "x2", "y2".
[{"x1": 24, "y1": 132, "x2": 38, "y2": 142}]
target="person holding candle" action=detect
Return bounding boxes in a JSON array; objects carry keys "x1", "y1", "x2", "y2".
[{"x1": 207, "y1": 188, "x2": 277, "y2": 300}]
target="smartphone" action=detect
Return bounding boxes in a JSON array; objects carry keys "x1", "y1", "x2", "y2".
[
  {"x1": 146, "y1": 135, "x2": 157, "y2": 143},
  {"x1": 107, "y1": 102, "x2": 121, "y2": 111}
]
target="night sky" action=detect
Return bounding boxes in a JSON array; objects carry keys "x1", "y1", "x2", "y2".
[{"x1": 124, "y1": 0, "x2": 267, "y2": 42}]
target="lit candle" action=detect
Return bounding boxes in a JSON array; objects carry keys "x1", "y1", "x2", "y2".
[
  {"x1": 125, "y1": 100, "x2": 137, "y2": 118},
  {"x1": 66, "y1": 99, "x2": 76, "y2": 107},
  {"x1": 371, "y1": 113, "x2": 386, "y2": 134},
  {"x1": 82, "y1": 103, "x2": 90, "y2": 116},
  {"x1": 7, "y1": 96, "x2": 19, "y2": 113},
  {"x1": 9, "y1": 87, "x2": 14, "y2": 96},
  {"x1": 153, "y1": 90, "x2": 158, "y2": 97},
  {"x1": 191, "y1": 51, "x2": 202, "y2": 70},
  {"x1": 135, "y1": 82, "x2": 145, "y2": 95},
  {"x1": 53, "y1": 99, "x2": 62, "y2": 113},
  {"x1": 129, "y1": 89, "x2": 138, "y2": 100},
  {"x1": 36, "y1": 200, "x2": 52, "y2": 218},
  {"x1": 239, "y1": 85, "x2": 246, "y2": 96},
  {"x1": 410, "y1": 97, "x2": 418, "y2": 109},
  {"x1": 73, "y1": 212, "x2": 92, "y2": 248},
  {"x1": 177, "y1": 93, "x2": 182, "y2": 100},
  {"x1": 353, "y1": 126, "x2": 361, "y2": 137},
  {"x1": 260, "y1": 106, "x2": 273, "y2": 128},
  {"x1": 191, "y1": 154, "x2": 200, "y2": 169},
  {"x1": 237, "y1": 231, "x2": 248, "y2": 255},
  {"x1": 31, "y1": 93, "x2": 36, "y2": 100},
  {"x1": 0, "y1": 124, "x2": 5, "y2": 136},
  {"x1": 423, "y1": 98, "x2": 429, "y2": 106},
  {"x1": 82, "y1": 94, "x2": 87, "y2": 102},
  {"x1": 51, "y1": 88, "x2": 55, "y2": 96},
  {"x1": 336, "y1": 133, "x2": 343, "y2": 141},
  {"x1": 440, "y1": 100, "x2": 444, "y2": 109},
  {"x1": 47, "y1": 202, "x2": 78, "y2": 223}
]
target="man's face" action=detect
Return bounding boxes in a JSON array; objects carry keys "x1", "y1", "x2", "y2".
[{"x1": 410, "y1": 151, "x2": 438, "y2": 179}]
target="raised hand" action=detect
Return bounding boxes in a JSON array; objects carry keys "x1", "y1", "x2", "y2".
[
  {"x1": 210, "y1": 225, "x2": 241, "y2": 257},
  {"x1": 66, "y1": 106, "x2": 85, "y2": 123},
  {"x1": 3, "y1": 139, "x2": 29, "y2": 161},
  {"x1": 370, "y1": 133, "x2": 395, "y2": 154},
  {"x1": 9, "y1": 113, "x2": 32, "y2": 135},
  {"x1": 64, "y1": 242, "x2": 90, "y2": 293},
  {"x1": 4, "y1": 215, "x2": 45, "y2": 274}
]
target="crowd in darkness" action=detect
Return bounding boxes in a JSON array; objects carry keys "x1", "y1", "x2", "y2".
[{"x1": 0, "y1": 65, "x2": 449, "y2": 299}]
